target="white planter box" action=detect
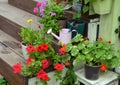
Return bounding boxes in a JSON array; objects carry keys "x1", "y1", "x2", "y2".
[{"x1": 28, "y1": 69, "x2": 67, "y2": 85}]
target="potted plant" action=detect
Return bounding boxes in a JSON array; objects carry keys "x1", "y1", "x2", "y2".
[
  {"x1": 66, "y1": 0, "x2": 89, "y2": 37},
  {"x1": 13, "y1": 27, "x2": 72, "y2": 85},
  {"x1": 64, "y1": 34, "x2": 120, "y2": 80},
  {"x1": 18, "y1": 18, "x2": 40, "y2": 59},
  {"x1": 33, "y1": 0, "x2": 66, "y2": 33}
]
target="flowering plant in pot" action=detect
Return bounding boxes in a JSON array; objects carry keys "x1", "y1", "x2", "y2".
[
  {"x1": 19, "y1": 19, "x2": 42, "y2": 59},
  {"x1": 64, "y1": 34, "x2": 120, "y2": 80},
  {"x1": 13, "y1": 28, "x2": 72, "y2": 85},
  {"x1": 33, "y1": 0, "x2": 66, "y2": 33}
]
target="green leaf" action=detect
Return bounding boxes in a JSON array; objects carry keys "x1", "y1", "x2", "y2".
[
  {"x1": 73, "y1": 54, "x2": 81, "y2": 66},
  {"x1": 66, "y1": 43, "x2": 73, "y2": 52},
  {"x1": 71, "y1": 46, "x2": 79, "y2": 56},
  {"x1": 84, "y1": 0, "x2": 90, "y2": 4},
  {"x1": 61, "y1": 55, "x2": 71, "y2": 63},
  {"x1": 83, "y1": 5, "x2": 89, "y2": 13},
  {"x1": 63, "y1": 4, "x2": 72, "y2": 10},
  {"x1": 78, "y1": 43, "x2": 85, "y2": 50},
  {"x1": 72, "y1": 34, "x2": 83, "y2": 43},
  {"x1": 73, "y1": 13, "x2": 81, "y2": 19}
]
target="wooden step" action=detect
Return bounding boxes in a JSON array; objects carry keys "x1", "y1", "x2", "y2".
[
  {"x1": 8, "y1": 0, "x2": 37, "y2": 15},
  {"x1": 0, "y1": 30, "x2": 27, "y2": 85},
  {"x1": 0, "y1": 2, "x2": 40, "y2": 41},
  {"x1": 0, "y1": 15, "x2": 22, "y2": 41}
]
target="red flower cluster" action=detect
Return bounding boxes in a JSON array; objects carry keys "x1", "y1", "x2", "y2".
[
  {"x1": 37, "y1": 43, "x2": 49, "y2": 52},
  {"x1": 37, "y1": 69, "x2": 49, "y2": 81},
  {"x1": 84, "y1": 37, "x2": 89, "y2": 41},
  {"x1": 59, "y1": 44, "x2": 66, "y2": 55},
  {"x1": 42, "y1": 59, "x2": 49, "y2": 69},
  {"x1": 108, "y1": 40, "x2": 111, "y2": 44},
  {"x1": 13, "y1": 63, "x2": 22, "y2": 73},
  {"x1": 98, "y1": 37, "x2": 103, "y2": 42},
  {"x1": 100, "y1": 64, "x2": 107, "y2": 71},
  {"x1": 26, "y1": 44, "x2": 36, "y2": 53},
  {"x1": 54, "y1": 63, "x2": 64, "y2": 71},
  {"x1": 64, "y1": 61, "x2": 70, "y2": 67},
  {"x1": 26, "y1": 57, "x2": 34, "y2": 65},
  {"x1": 26, "y1": 43, "x2": 49, "y2": 53}
]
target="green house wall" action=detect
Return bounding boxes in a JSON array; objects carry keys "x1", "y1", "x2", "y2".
[{"x1": 99, "y1": 0, "x2": 120, "y2": 56}]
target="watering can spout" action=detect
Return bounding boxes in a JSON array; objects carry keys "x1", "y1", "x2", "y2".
[{"x1": 47, "y1": 29, "x2": 60, "y2": 40}]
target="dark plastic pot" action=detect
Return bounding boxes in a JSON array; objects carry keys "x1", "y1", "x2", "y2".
[
  {"x1": 84, "y1": 64, "x2": 100, "y2": 80},
  {"x1": 67, "y1": 19, "x2": 85, "y2": 38}
]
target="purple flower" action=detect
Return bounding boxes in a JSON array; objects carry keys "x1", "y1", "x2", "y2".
[
  {"x1": 49, "y1": 12, "x2": 56, "y2": 16},
  {"x1": 41, "y1": 13, "x2": 45, "y2": 17},
  {"x1": 39, "y1": 0, "x2": 47, "y2": 17},
  {"x1": 42, "y1": 0, "x2": 47, "y2": 7},
  {"x1": 40, "y1": 6, "x2": 45, "y2": 17}
]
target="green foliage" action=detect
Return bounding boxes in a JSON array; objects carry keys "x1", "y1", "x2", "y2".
[
  {"x1": 73, "y1": 0, "x2": 89, "y2": 19},
  {"x1": 0, "y1": 78, "x2": 9, "y2": 85},
  {"x1": 54, "y1": 70, "x2": 63, "y2": 81},
  {"x1": 60, "y1": 65, "x2": 77, "y2": 85},
  {"x1": 19, "y1": 27, "x2": 53, "y2": 45},
  {"x1": 19, "y1": 28, "x2": 40, "y2": 45},
  {"x1": 66, "y1": 34, "x2": 120, "y2": 68},
  {"x1": 39, "y1": 2, "x2": 65, "y2": 33},
  {"x1": 40, "y1": 80, "x2": 47, "y2": 85}
]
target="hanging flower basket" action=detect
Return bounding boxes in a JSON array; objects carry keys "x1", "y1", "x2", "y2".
[{"x1": 92, "y1": 0, "x2": 112, "y2": 15}]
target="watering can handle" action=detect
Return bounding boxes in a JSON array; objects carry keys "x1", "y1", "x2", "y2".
[{"x1": 71, "y1": 30, "x2": 78, "y2": 38}]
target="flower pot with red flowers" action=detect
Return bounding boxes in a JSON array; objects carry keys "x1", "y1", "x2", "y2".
[
  {"x1": 13, "y1": 25, "x2": 73, "y2": 85},
  {"x1": 13, "y1": 34, "x2": 67, "y2": 85},
  {"x1": 19, "y1": 27, "x2": 41, "y2": 59},
  {"x1": 65, "y1": 34, "x2": 120, "y2": 80}
]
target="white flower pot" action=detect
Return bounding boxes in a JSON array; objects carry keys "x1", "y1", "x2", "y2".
[
  {"x1": 21, "y1": 42, "x2": 29, "y2": 60},
  {"x1": 115, "y1": 67, "x2": 120, "y2": 73},
  {"x1": 92, "y1": 0, "x2": 112, "y2": 15}
]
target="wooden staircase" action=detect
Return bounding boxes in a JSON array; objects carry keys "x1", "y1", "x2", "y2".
[{"x1": 0, "y1": 0, "x2": 40, "y2": 85}]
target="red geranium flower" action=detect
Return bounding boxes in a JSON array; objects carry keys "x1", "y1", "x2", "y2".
[
  {"x1": 37, "y1": 44, "x2": 44, "y2": 52},
  {"x1": 26, "y1": 57, "x2": 34, "y2": 65},
  {"x1": 37, "y1": 69, "x2": 49, "y2": 81},
  {"x1": 37, "y1": 43, "x2": 48, "y2": 52},
  {"x1": 37, "y1": 69, "x2": 46, "y2": 79},
  {"x1": 100, "y1": 64, "x2": 107, "y2": 71},
  {"x1": 54, "y1": 63, "x2": 64, "y2": 71},
  {"x1": 26, "y1": 44, "x2": 36, "y2": 53},
  {"x1": 41, "y1": 74, "x2": 49, "y2": 81},
  {"x1": 98, "y1": 37, "x2": 103, "y2": 42},
  {"x1": 59, "y1": 44, "x2": 66, "y2": 55},
  {"x1": 84, "y1": 37, "x2": 89, "y2": 41},
  {"x1": 13, "y1": 63, "x2": 22, "y2": 73},
  {"x1": 108, "y1": 40, "x2": 111, "y2": 44},
  {"x1": 64, "y1": 61, "x2": 70, "y2": 67},
  {"x1": 42, "y1": 59, "x2": 49, "y2": 69},
  {"x1": 41, "y1": 43, "x2": 49, "y2": 51}
]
